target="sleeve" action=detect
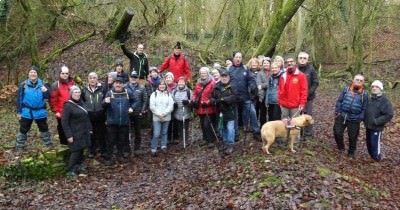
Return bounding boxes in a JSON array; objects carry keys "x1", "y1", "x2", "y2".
[
  {"x1": 144, "y1": 57, "x2": 149, "y2": 76},
  {"x1": 141, "y1": 87, "x2": 148, "y2": 112},
  {"x1": 184, "y1": 59, "x2": 192, "y2": 81},
  {"x1": 299, "y1": 74, "x2": 308, "y2": 106},
  {"x1": 256, "y1": 72, "x2": 268, "y2": 89},
  {"x1": 120, "y1": 44, "x2": 134, "y2": 60},
  {"x1": 309, "y1": 67, "x2": 319, "y2": 96},
  {"x1": 128, "y1": 91, "x2": 137, "y2": 108},
  {"x1": 358, "y1": 92, "x2": 369, "y2": 121},
  {"x1": 102, "y1": 91, "x2": 112, "y2": 108},
  {"x1": 159, "y1": 56, "x2": 170, "y2": 73},
  {"x1": 16, "y1": 82, "x2": 24, "y2": 114},
  {"x1": 277, "y1": 76, "x2": 285, "y2": 106},
  {"x1": 374, "y1": 97, "x2": 394, "y2": 126},
  {"x1": 42, "y1": 83, "x2": 50, "y2": 99},
  {"x1": 335, "y1": 87, "x2": 346, "y2": 113},
  {"x1": 166, "y1": 94, "x2": 175, "y2": 114},
  {"x1": 61, "y1": 103, "x2": 73, "y2": 139},
  {"x1": 49, "y1": 82, "x2": 59, "y2": 113},
  {"x1": 223, "y1": 88, "x2": 237, "y2": 104}
]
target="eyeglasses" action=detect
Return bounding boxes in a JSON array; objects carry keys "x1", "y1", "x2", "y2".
[{"x1": 355, "y1": 78, "x2": 364, "y2": 82}]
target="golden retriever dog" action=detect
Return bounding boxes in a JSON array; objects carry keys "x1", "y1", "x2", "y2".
[{"x1": 260, "y1": 114, "x2": 314, "y2": 154}]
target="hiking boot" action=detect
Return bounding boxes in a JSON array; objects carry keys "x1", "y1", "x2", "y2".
[
  {"x1": 253, "y1": 133, "x2": 261, "y2": 142},
  {"x1": 207, "y1": 142, "x2": 215, "y2": 148},
  {"x1": 348, "y1": 153, "x2": 355, "y2": 159},
  {"x1": 224, "y1": 145, "x2": 234, "y2": 155},
  {"x1": 104, "y1": 159, "x2": 114, "y2": 166},
  {"x1": 133, "y1": 149, "x2": 146, "y2": 156},
  {"x1": 161, "y1": 147, "x2": 167, "y2": 154},
  {"x1": 66, "y1": 171, "x2": 77, "y2": 178},
  {"x1": 76, "y1": 164, "x2": 87, "y2": 175},
  {"x1": 151, "y1": 151, "x2": 157, "y2": 157},
  {"x1": 88, "y1": 153, "x2": 95, "y2": 159},
  {"x1": 118, "y1": 157, "x2": 128, "y2": 163}
]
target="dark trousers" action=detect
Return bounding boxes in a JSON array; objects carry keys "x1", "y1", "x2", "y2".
[
  {"x1": 67, "y1": 149, "x2": 84, "y2": 172},
  {"x1": 267, "y1": 104, "x2": 282, "y2": 121},
  {"x1": 175, "y1": 119, "x2": 190, "y2": 143},
  {"x1": 199, "y1": 114, "x2": 217, "y2": 143},
  {"x1": 106, "y1": 125, "x2": 129, "y2": 160},
  {"x1": 89, "y1": 120, "x2": 106, "y2": 155},
  {"x1": 303, "y1": 99, "x2": 314, "y2": 137},
  {"x1": 366, "y1": 129, "x2": 382, "y2": 160},
  {"x1": 129, "y1": 114, "x2": 143, "y2": 151},
  {"x1": 19, "y1": 117, "x2": 49, "y2": 133},
  {"x1": 168, "y1": 118, "x2": 179, "y2": 142},
  {"x1": 333, "y1": 115, "x2": 360, "y2": 155},
  {"x1": 259, "y1": 101, "x2": 267, "y2": 126},
  {"x1": 57, "y1": 118, "x2": 68, "y2": 145}
]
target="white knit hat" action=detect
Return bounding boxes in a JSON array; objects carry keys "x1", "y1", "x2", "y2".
[
  {"x1": 165, "y1": 72, "x2": 174, "y2": 80},
  {"x1": 371, "y1": 80, "x2": 383, "y2": 91}
]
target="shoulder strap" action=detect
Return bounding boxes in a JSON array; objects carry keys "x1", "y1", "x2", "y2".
[{"x1": 67, "y1": 100, "x2": 88, "y2": 114}]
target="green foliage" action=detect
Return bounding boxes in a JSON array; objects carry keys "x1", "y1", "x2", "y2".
[
  {"x1": 0, "y1": 148, "x2": 69, "y2": 181},
  {"x1": 259, "y1": 175, "x2": 282, "y2": 188}
]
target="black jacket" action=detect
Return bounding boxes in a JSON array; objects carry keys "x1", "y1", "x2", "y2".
[
  {"x1": 81, "y1": 83, "x2": 107, "y2": 121},
  {"x1": 125, "y1": 82, "x2": 148, "y2": 115},
  {"x1": 364, "y1": 93, "x2": 394, "y2": 131},
  {"x1": 298, "y1": 64, "x2": 319, "y2": 100},
  {"x1": 61, "y1": 100, "x2": 92, "y2": 152},
  {"x1": 121, "y1": 44, "x2": 149, "y2": 79},
  {"x1": 211, "y1": 82, "x2": 237, "y2": 121}
]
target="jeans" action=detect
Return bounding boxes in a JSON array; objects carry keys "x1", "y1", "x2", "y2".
[
  {"x1": 241, "y1": 100, "x2": 260, "y2": 133},
  {"x1": 151, "y1": 120, "x2": 170, "y2": 151},
  {"x1": 220, "y1": 120, "x2": 235, "y2": 145}
]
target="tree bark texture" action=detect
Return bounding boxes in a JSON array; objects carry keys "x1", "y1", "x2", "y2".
[{"x1": 106, "y1": 8, "x2": 134, "y2": 43}]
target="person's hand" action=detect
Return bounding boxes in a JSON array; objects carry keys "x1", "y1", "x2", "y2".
[
  {"x1": 258, "y1": 85, "x2": 262, "y2": 90},
  {"x1": 298, "y1": 105, "x2": 304, "y2": 111},
  {"x1": 182, "y1": 100, "x2": 189, "y2": 105},
  {"x1": 67, "y1": 137, "x2": 73, "y2": 144},
  {"x1": 104, "y1": 97, "x2": 111, "y2": 103},
  {"x1": 55, "y1": 112, "x2": 61, "y2": 118},
  {"x1": 128, "y1": 107, "x2": 133, "y2": 113},
  {"x1": 41, "y1": 86, "x2": 48, "y2": 93},
  {"x1": 89, "y1": 131, "x2": 93, "y2": 134},
  {"x1": 17, "y1": 114, "x2": 21, "y2": 120}
]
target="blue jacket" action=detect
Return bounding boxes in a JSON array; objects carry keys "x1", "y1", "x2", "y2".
[
  {"x1": 335, "y1": 86, "x2": 368, "y2": 122},
  {"x1": 228, "y1": 64, "x2": 257, "y2": 102},
  {"x1": 266, "y1": 71, "x2": 283, "y2": 105},
  {"x1": 103, "y1": 88, "x2": 136, "y2": 126},
  {"x1": 17, "y1": 79, "x2": 49, "y2": 119}
]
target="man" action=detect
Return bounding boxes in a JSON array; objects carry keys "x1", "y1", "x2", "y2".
[
  {"x1": 228, "y1": 51, "x2": 260, "y2": 140},
  {"x1": 50, "y1": 65, "x2": 75, "y2": 145},
  {"x1": 297, "y1": 52, "x2": 319, "y2": 139},
  {"x1": 16, "y1": 65, "x2": 53, "y2": 150},
  {"x1": 364, "y1": 80, "x2": 393, "y2": 161},
  {"x1": 212, "y1": 70, "x2": 237, "y2": 155},
  {"x1": 81, "y1": 72, "x2": 107, "y2": 158},
  {"x1": 113, "y1": 59, "x2": 129, "y2": 84},
  {"x1": 334, "y1": 74, "x2": 368, "y2": 158},
  {"x1": 120, "y1": 42, "x2": 149, "y2": 81},
  {"x1": 103, "y1": 76, "x2": 136, "y2": 165},
  {"x1": 159, "y1": 42, "x2": 192, "y2": 83},
  {"x1": 126, "y1": 71, "x2": 148, "y2": 156},
  {"x1": 278, "y1": 56, "x2": 308, "y2": 126}
]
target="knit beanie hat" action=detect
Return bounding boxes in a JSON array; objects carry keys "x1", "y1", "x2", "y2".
[
  {"x1": 165, "y1": 72, "x2": 174, "y2": 81},
  {"x1": 30, "y1": 65, "x2": 39, "y2": 73},
  {"x1": 371, "y1": 80, "x2": 383, "y2": 91}
]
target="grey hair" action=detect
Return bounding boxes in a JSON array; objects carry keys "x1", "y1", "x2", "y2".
[
  {"x1": 88, "y1": 72, "x2": 98, "y2": 79},
  {"x1": 69, "y1": 85, "x2": 81, "y2": 95}
]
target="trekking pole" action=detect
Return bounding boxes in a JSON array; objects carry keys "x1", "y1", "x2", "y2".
[
  {"x1": 183, "y1": 106, "x2": 186, "y2": 149},
  {"x1": 205, "y1": 112, "x2": 221, "y2": 148}
]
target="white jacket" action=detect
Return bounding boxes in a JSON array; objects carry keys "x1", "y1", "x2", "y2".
[{"x1": 150, "y1": 90, "x2": 174, "y2": 122}]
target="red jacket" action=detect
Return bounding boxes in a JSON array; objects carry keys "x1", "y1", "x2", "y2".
[
  {"x1": 192, "y1": 79, "x2": 216, "y2": 115},
  {"x1": 278, "y1": 69, "x2": 308, "y2": 109},
  {"x1": 159, "y1": 54, "x2": 192, "y2": 82},
  {"x1": 50, "y1": 79, "x2": 75, "y2": 118}
]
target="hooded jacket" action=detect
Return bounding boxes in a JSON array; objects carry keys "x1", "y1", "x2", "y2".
[
  {"x1": 278, "y1": 68, "x2": 308, "y2": 109},
  {"x1": 121, "y1": 44, "x2": 149, "y2": 79},
  {"x1": 335, "y1": 84, "x2": 369, "y2": 122},
  {"x1": 298, "y1": 64, "x2": 319, "y2": 100},
  {"x1": 149, "y1": 90, "x2": 174, "y2": 122},
  {"x1": 50, "y1": 78, "x2": 75, "y2": 117},
  {"x1": 159, "y1": 53, "x2": 192, "y2": 82},
  {"x1": 103, "y1": 87, "x2": 136, "y2": 126},
  {"x1": 17, "y1": 79, "x2": 49, "y2": 119},
  {"x1": 228, "y1": 64, "x2": 257, "y2": 102},
  {"x1": 364, "y1": 93, "x2": 393, "y2": 131},
  {"x1": 81, "y1": 83, "x2": 107, "y2": 121}
]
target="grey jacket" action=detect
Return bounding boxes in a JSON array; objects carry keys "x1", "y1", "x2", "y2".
[
  {"x1": 172, "y1": 86, "x2": 192, "y2": 121},
  {"x1": 256, "y1": 69, "x2": 269, "y2": 103}
]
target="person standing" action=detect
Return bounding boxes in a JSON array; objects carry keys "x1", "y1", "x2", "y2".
[
  {"x1": 212, "y1": 70, "x2": 237, "y2": 154},
  {"x1": 102, "y1": 77, "x2": 136, "y2": 165},
  {"x1": 113, "y1": 59, "x2": 129, "y2": 84},
  {"x1": 50, "y1": 65, "x2": 75, "y2": 145},
  {"x1": 149, "y1": 79, "x2": 174, "y2": 156},
  {"x1": 278, "y1": 56, "x2": 308, "y2": 126},
  {"x1": 120, "y1": 42, "x2": 149, "y2": 80},
  {"x1": 333, "y1": 74, "x2": 368, "y2": 158},
  {"x1": 266, "y1": 62, "x2": 283, "y2": 121},
  {"x1": 364, "y1": 80, "x2": 394, "y2": 161},
  {"x1": 126, "y1": 71, "x2": 148, "y2": 156},
  {"x1": 256, "y1": 57, "x2": 271, "y2": 125},
  {"x1": 159, "y1": 42, "x2": 192, "y2": 83},
  {"x1": 192, "y1": 67, "x2": 217, "y2": 147},
  {"x1": 16, "y1": 65, "x2": 53, "y2": 150},
  {"x1": 297, "y1": 52, "x2": 319, "y2": 139},
  {"x1": 81, "y1": 72, "x2": 107, "y2": 158},
  {"x1": 61, "y1": 86, "x2": 92, "y2": 177},
  {"x1": 229, "y1": 52, "x2": 260, "y2": 140}
]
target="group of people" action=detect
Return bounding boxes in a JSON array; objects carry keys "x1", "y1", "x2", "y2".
[{"x1": 15, "y1": 41, "x2": 393, "y2": 178}]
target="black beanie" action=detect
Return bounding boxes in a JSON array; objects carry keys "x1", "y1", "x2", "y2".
[
  {"x1": 175, "y1": 42, "x2": 182, "y2": 49},
  {"x1": 30, "y1": 65, "x2": 39, "y2": 72}
]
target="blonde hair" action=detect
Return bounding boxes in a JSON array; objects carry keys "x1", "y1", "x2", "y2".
[{"x1": 247, "y1": 58, "x2": 260, "y2": 69}]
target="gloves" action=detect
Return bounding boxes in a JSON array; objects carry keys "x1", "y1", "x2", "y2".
[
  {"x1": 174, "y1": 103, "x2": 178, "y2": 109},
  {"x1": 182, "y1": 100, "x2": 189, "y2": 105},
  {"x1": 193, "y1": 101, "x2": 199, "y2": 108},
  {"x1": 298, "y1": 105, "x2": 304, "y2": 111},
  {"x1": 201, "y1": 102, "x2": 207, "y2": 108}
]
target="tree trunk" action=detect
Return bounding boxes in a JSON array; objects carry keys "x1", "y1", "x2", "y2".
[
  {"x1": 254, "y1": 0, "x2": 305, "y2": 57},
  {"x1": 20, "y1": 0, "x2": 40, "y2": 67},
  {"x1": 106, "y1": 8, "x2": 134, "y2": 44}
]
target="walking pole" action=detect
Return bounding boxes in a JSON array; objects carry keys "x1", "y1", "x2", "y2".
[{"x1": 183, "y1": 105, "x2": 186, "y2": 149}]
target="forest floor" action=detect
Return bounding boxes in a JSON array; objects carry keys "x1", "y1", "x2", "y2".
[{"x1": 0, "y1": 90, "x2": 399, "y2": 209}]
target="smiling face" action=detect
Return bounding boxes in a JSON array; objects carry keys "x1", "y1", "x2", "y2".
[
  {"x1": 88, "y1": 73, "x2": 98, "y2": 86},
  {"x1": 28, "y1": 70, "x2": 38, "y2": 82},
  {"x1": 158, "y1": 82, "x2": 166, "y2": 91},
  {"x1": 199, "y1": 68, "x2": 209, "y2": 80},
  {"x1": 113, "y1": 80, "x2": 123, "y2": 91},
  {"x1": 137, "y1": 44, "x2": 144, "y2": 54},
  {"x1": 71, "y1": 90, "x2": 81, "y2": 101},
  {"x1": 271, "y1": 63, "x2": 279, "y2": 75},
  {"x1": 353, "y1": 75, "x2": 364, "y2": 87},
  {"x1": 211, "y1": 69, "x2": 220, "y2": 80},
  {"x1": 165, "y1": 75, "x2": 173, "y2": 84}
]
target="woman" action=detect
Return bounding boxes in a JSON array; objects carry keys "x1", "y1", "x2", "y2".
[
  {"x1": 165, "y1": 72, "x2": 177, "y2": 93},
  {"x1": 192, "y1": 67, "x2": 217, "y2": 148},
  {"x1": 61, "y1": 86, "x2": 92, "y2": 177},
  {"x1": 149, "y1": 79, "x2": 174, "y2": 156},
  {"x1": 211, "y1": 69, "x2": 221, "y2": 84},
  {"x1": 273, "y1": 55, "x2": 285, "y2": 72},
  {"x1": 247, "y1": 58, "x2": 262, "y2": 126},
  {"x1": 266, "y1": 62, "x2": 283, "y2": 121},
  {"x1": 256, "y1": 57, "x2": 271, "y2": 125}
]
